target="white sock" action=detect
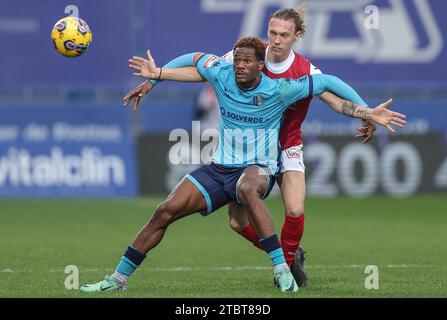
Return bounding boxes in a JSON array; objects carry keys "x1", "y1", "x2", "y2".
[
  {"x1": 111, "y1": 271, "x2": 128, "y2": 283},
  {"x1": 274, "y1": 262, "x2": 289, "y2": 274}
]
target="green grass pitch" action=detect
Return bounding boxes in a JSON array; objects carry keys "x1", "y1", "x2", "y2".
[{"x1": 0, "y1": 195, "x2": 446, "y2": 298}]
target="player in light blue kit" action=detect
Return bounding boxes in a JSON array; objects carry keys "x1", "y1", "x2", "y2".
[{"x1": 80, "y1": 37, "x2": 406, "y2": 293}]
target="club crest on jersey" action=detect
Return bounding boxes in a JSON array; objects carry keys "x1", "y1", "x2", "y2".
[{"x1": 253, "y1": 95, "x2": 263, "y2": 106}]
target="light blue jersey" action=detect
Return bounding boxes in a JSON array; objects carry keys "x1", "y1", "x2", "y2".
[
  {"x1": 195, "y1": 53, "x2": 318, "y2": 174},
  {"x1": 149, "y1": 51, "x2": 368, "y2": 174}
]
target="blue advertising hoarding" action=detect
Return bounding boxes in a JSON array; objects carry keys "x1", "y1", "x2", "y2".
[
  {"x1": 136, "y1": 98, "x2": 447, "y2": 197},
  {"x1": 148, "y1": 0, "x2": 447, "y2": 86},
  {"x1": 2, "y1": 0, "x2": 445, "y2": 90},
  {"x1": 140, "y1": 95, "x2": 447, "y2": 135},
  {"x1": 0, "y1": 0, "x2": 132, "y2": 89},
  {"x1": 0, "y1": 104, "x2": 138, "y2": 197}
]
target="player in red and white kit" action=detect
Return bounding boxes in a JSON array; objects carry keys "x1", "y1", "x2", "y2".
[
  {"x1": 222, "y1": 6, "x2": 375, "y2": 288},
  {"x1": 122, "y1": 5, "x2": 376, "y2": 288}
]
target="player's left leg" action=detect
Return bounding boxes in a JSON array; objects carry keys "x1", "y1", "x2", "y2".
[
  {"x1": 227, "y1": 174, "x2": 305, "y2": 257},
  {"x1": 228, "y1": 201, "x2": 264, "y2": 249},
  {"x1": 277, "y1": 171, "x2": 306, "y2": 265},
  {"x1": 235, "y1": 165, "x2": 298, "y2": 292},
  {"x1": 235, "y1": 166, "x2": 274, "y2": 240},
  {"x1": 277, "y1": 145, "x2": 307, "y2": 287},
  {"x1": 228, "y1": 171, "x2": 306, "y2": 260}
]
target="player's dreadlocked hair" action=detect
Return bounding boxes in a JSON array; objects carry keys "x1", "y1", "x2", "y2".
[
  {"x1": 233, "y1": 37, "x2": 266, "y2": 61},
  {"x1": 270, "y1": 2, "x2": 307, "y2": 36}
]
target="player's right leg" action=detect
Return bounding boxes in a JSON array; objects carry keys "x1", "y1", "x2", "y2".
[
  {"x1": 80, "y1": 177, "x2": 207, "y2": 293},
  {"x1": 130, "y1": 177, "x2": 207, "y2": 253}
]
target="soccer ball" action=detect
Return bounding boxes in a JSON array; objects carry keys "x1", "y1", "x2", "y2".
[{"x1": 51, "y1": 16, "x2": 92, "y2": 57}]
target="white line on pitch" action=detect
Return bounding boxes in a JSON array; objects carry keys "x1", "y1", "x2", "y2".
[{"x1": 0, "y1": 264, "x2": 434, "y2": 273}]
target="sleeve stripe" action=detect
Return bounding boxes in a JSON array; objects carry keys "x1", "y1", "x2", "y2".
[
  {"x1": 193, "y1": 52, "x2": 203, "y2": 64},
  {"x1": 194, "y1": 53, "x2": 206, "y2": 66},
  {"x1": 308, "y1": 75, "x2": 314, "y2": 97}
]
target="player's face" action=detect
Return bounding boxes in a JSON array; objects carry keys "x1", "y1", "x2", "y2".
[
  {"x1": 267, "y1": 18, "x2": 302, "y2": 61},
  {"x1": 233, "y1": 47, "x2": 264, "y2": 87}
]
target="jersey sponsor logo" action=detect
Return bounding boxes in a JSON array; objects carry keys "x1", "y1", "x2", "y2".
[
  {"x1": 285, "y1": 147, "x2": 301, "y2": 159},
  {"x1": 201, "y1": 0, "x2": 443, "y2": 64},
  {"x1": 222, "y1": 110, "x2": 267, "y2": 124},
  {"x1": 202, "y1": 55, "x2": 217, "y2": 68}
]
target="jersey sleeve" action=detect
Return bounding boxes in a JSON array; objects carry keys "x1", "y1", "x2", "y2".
[
  {"x1": 278, "y1": 75, "x2": 314, "y2": 108},
  {"x1": 194, "y1": 53, "x2": 223, "y2": 83},
  {"x1": 279, "y1": 74, "x2": 368, "y2": 108},
  {"x1": 148, "y1": 52, "x2": 200, "y2": 85},
  {"x1": 221, "y1": 50, "x2": 233, "y2": 63},
  {"x1": 312, "y1": 74, "x2": 368, "y2": 106}
]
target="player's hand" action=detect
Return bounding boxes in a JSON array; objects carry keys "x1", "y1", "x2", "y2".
[
  {"x1": 370, "y1": 98, "x2": 406, "y2": 134},
  {"x1": 128, "y1": 50, "x2": 160, "y2": 79},
  {"x1": 122, "y1": 80, "x2": 154, "y2": 111},
  {"x1": 355, "y1": 119, "x2": 376, "y2": 143}
]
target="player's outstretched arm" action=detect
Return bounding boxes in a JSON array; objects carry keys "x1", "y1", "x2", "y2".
[
  {"x1": 368, "y1": 99, "x2": 406, "y2": 133},
  {"x1": 129, "y1": 50, "x2": 205, "y2": 82},
  {"x1": 310, "y1": 74, "x2": 406, "y2": 133},
  {"x1": 124, "y1": 51, "x2": 203, "y2": 110},
  {"x1": 124, "y1": 51, "x2": 226, "y2": 111},
  {"x1": 320, "y1": 92, "x2": 376, "y2": 143},
  {"x1": 319, "y1": 92, "x2": 405, "y2": 133},
  {"x1": 282, "y1": 74, "x2": 406, "y2": 134},
  {"x1": 339, "y1": 98, "x2": 406, "y2": 134}
]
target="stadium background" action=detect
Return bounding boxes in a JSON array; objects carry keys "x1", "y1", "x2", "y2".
[{"x1": 0, "y1": 0, "x2": 446, "y2": 298}]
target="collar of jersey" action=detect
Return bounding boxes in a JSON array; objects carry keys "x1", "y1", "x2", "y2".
[
  {"x1": 234, "y1": 73, "x2": 265, "y2": 92},
  {"x1": 265, "y1": 46, "x2": 295, "y2": 74}
]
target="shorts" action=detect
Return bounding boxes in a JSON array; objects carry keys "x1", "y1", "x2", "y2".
[
  {"x1": 279, "y1": 144, "x2": 305, "y2": 174},
  {"x1": 185, "y1": 162, "x2": 275, "y2": 216}
]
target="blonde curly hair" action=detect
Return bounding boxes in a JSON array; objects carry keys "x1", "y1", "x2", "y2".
[{"x1": 270, "y1": 3, "x2": 307, "y2": 36}]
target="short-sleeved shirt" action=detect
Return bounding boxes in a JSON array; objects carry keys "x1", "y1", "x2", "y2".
[
  {"x1": 194, "y1": 53, "x2": 318, "y2": 174},
  {"x1": 223, "y1": 47, "x2": 322, "y2": 148}
]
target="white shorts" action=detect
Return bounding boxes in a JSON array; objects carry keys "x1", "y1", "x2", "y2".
[{"x1": 279, "y1": 145, "x2": 305, "y2": 174}]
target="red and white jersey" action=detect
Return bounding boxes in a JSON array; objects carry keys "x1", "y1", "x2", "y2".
[
  {"x1": 262, "y1": 45, "x2": 321, "y2": 149},
  {"x1": 222, "y1": 46, "x2": 321, "y2": 149}
]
